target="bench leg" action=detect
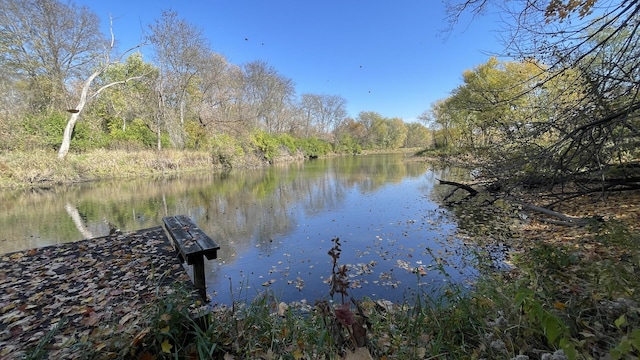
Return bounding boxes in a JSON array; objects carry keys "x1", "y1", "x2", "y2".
[{"x1": 192, "y1": 256, "x2": 207, "y2": 300}]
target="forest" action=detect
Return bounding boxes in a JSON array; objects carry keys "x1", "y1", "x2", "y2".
[{"x1": 1, "y1": 0, "x2": 637, "y2": 195}]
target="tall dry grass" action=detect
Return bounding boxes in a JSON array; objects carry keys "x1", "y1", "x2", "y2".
[{"x1": 0, "y1": 149, "x2": 218, "y2": 189}]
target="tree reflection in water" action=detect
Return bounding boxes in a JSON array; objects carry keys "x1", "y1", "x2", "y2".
[{"x1": 0, "y1": 154, "x2": 479, "y2": 305}]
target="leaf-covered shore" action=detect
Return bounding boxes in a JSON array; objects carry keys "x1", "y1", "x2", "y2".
[{"x1": 0, "y1": 227, "x2": 198, "y2": 359}]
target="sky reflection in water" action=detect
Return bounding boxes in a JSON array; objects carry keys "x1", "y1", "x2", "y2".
[
  {"x1": 0, "y1": 154, "x2": 477, "y2": 305},
  {"x1": 200, "y1": 156, "x2": 477, "y2": 305}
]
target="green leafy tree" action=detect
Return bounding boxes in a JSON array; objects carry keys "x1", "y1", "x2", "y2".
[
  {"x1": 335, "y1": 117, "x2": 368, "y2": 150},
  {"x1": 404, "y1": 122, "x2": 431, "y2": 148},
  {"x1": 387, "y1": 118, "x2": 408, "y2": 149},
  {"x1": 444, "y1": 0, "x2": 640, "y2": 189},
  {"x1": 57, "y1": 33, "x2": 146, "y2": 159},
  {"x1": 93, "y1": 53, "x2": 159, "y2": 148},
  {"x1": 420, "y1": 99, "x2": 460, "y2": 149},
  {"x1": 448, "y1": 58, "x2": 542, "y2": 147}
]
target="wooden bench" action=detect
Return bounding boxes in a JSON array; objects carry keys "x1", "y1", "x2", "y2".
[{"x1": 162, "y1": 215, "x2": 220, "y2": 300}]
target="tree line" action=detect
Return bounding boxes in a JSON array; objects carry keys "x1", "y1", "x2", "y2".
[{"x1": 0, "y1": 1, "x2": 431, "y2": 160}]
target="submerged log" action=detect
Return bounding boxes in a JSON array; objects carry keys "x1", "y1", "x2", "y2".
[{"x1": 437, "y1": 179, "x2": 480, "y2": 203}]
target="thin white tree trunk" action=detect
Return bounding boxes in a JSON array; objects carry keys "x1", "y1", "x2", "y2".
[
  {"x1": 57, "y1": 70, "x2": 100, "y2": 159},
  {"x1": 57, "y1": 17, "x2": 145, "y2": 159}
]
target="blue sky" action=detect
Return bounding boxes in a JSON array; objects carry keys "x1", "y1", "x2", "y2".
[{"x1": 75, "y1": 0, "x2": 504, "y2": 122}]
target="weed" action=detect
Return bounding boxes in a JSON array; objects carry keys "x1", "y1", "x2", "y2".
[
  {"x1": 327, "y1": 237, "x2": 350, "y2": 304},
  {"x1": 23, "y1": 317, "x2": 68, "y2": 360}
]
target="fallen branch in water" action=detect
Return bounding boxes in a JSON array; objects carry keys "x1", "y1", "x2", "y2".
[
  {"x1": 437, "y1": 179, "x2": 479, "y2": 203},
  {"x1": 437, "y1": 179, "x2": 600, "y2": 227},
  {"x1": 437, "y1": 179, "x2": 478, "y2": 196}
]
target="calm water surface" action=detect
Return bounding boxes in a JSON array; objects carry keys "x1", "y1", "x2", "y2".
[{"x1": 0, "y1": 154, "x2": 476, "y2": 305}]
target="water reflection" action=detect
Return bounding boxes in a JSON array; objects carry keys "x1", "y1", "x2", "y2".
[{"x1": 0, "y1": 154, "x2": 476, "y2": 304}]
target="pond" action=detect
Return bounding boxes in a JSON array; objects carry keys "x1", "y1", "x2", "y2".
[{"x1": 0, "y1": 154, "x2": 478, "y2": 305}]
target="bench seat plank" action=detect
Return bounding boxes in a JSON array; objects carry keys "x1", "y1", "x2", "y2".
[
  {"x1": 162, "y1": 216, "x2": 202, "y2": 265},
  {"x1": 174, "y1": 215, "x2": 220, "y2": 260}
]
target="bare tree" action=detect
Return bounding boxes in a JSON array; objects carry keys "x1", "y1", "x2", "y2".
[
  {"x1": 300, "y1": 94, "x2": 348, "y2": 138},
  {"x1": 193, "y1": 52, "x2": 246, "y2": 134},
  {"x1": 148, "y1": 10, "x2": 209, "y2": 148},
  {"x1": 242, "y1": 60, "x2": 296, "y2": 133},
  {"x1": 444, "y1": 0, "x2": 640, "y2": 189},
  {"x1": 0, "y1": 0, "x2": 104, "y2": 111}
]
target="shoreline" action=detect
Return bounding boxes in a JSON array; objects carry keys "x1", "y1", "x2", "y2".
[{"x1": 0, "y1": 148, "x2": 424, "y2": 191}]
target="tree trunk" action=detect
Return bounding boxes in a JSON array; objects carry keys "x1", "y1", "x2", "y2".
[
  {"x1": 58, "y1": 113, "x2": 81, "y2": 159},
  {"x1": 57, "y1": 70, "x2": 99, "y2": 159},
  {"x1": 56, "y1": 18, "x2": 144, "y2": 159}
]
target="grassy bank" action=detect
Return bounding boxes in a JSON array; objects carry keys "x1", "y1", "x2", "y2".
[
  {"x1": 0, "y1": 149, "x2": 273, "y2": 190},
  {"x1": 0, "y1": 144, "x2": 425, "y2": 190}
]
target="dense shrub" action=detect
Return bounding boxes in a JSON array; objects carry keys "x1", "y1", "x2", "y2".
[
  {"x1": 334, "y1": 134, "x2": 362, "y2": 155},
  {"x1": 277, "y1": 133, "x2": 298, "y2": 153},
  {"x1": 184, "y1": 119, "x2": 208, "y2": 150},
  {"x1": 21, "y1": 111, "x2": 66, "y2": 149},
  {"x1": 251, "y1": 130, "x2": 280, "y2": 161},
  {"x1": 296, "y1": 137, "x2": 332, "y2": 158},
  {"x1": 209, "y1": 133, "x2": 245, "y2": 167},
  {"x1": 107, "y1": 118, "x2": 157, "y2": 149},
  {"x1": 71, "y1": 121, "x2": 110, "y2": 152}
]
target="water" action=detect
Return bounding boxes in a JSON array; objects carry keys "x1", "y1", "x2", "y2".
[{"x1": 0, "y1": 154, "x2": 477, "y2": 305}]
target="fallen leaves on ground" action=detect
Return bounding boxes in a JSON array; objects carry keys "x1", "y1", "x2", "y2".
[
  {"x1": 0, "y1": 227, "x2": 191, "y2": 359},
  {"x1": 460, "y1": 188, "x2": 640, "y2": 358}
]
